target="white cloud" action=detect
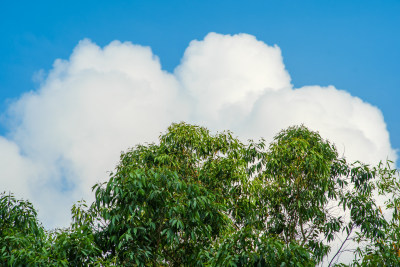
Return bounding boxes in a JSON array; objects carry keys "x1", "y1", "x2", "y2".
[
  {"x1": 0, "y1": 137, "x2": 35, "y2": 198},
  {"x1": 175, "y1": 32, "x2": 291, "y2": 127},
  {"x1": 239, "y1": 85, "x2": 396, "y2": 164},
  {"x1": 0, "y1": 33, "x2": 397, "y2": 228}
]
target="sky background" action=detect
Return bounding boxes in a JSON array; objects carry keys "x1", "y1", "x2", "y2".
[
  {"x1": 0, "y1": 0, "x2": 399, "y2": 230},
  {"x1": 1, "y1": 0, "x2": 399, "y2": 130}
]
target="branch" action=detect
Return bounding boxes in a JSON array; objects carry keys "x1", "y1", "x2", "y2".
[{"x1": 328, "y1": 226, "x2": 353, "y2": 267}]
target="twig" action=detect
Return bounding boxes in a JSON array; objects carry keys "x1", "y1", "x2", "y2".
[{"x1": 328, "y1": 226, "x2": 353, "y2": 267}]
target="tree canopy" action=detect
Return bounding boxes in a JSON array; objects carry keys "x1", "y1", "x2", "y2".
[{"x1": 1, "y1": 122, "x2": 399, "y2": 266}]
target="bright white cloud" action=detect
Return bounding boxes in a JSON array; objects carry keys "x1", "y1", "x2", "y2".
[
  {"x1": 0, "y1": 33, "x2": 397, "y2": 228},
  {"x1": 176, "y1": 32, "x2": 291, "y2": 127},
  {"x1": 239, "y1": 85, "x2": 396, "y2": 164}
]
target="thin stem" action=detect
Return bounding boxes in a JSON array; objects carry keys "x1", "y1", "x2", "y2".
[{"x1": 328, "y1": 226, "x2": 353, "y2": 267}]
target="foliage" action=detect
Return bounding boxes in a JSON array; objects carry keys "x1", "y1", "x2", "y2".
[
  {"x1": 89, "y1": 123, "x2": 254, "y2": 266},
  {"x1": 250, "y1": 126, "x2": 394, "y2": 265},
  {"x1": 0, "y1": 192, "x2": 104, "y2": 266},
  {"x1": 1, "y1": 122, "x2": 399, "y2": 266},
  {"x1": 204, "y1": 227, "x2": 315, "y2": 266},
  {"x1": 0, "y1": 192, "x2": 61, "y2": 266},
  {"x1": 252, "y1": 126, "x2": 343, "y2": 262},
  {"x1": 351, "y1": 162, "x2": 400, "y2": 266}
]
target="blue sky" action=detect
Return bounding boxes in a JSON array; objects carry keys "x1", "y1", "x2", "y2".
[
  {"x1": 1, "y1": 0, "x2": 399, "y2": 150},
  {"x1": 0, "y1": 0, "x2": 399, "y2": 228}
]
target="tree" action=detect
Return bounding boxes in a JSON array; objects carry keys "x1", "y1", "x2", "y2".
[
  {"x1": 249, "y1": 126, "x2": 393, "y2": 265},
  {"x1": 351, "y1": 161, "x2": 400, "y2": 266},
  {"x1": 1, "y1": 122, "x2": 398, "y2": 266},
  {"x1": 0, "y1": 191, "x2": 49, "y2": 265},
  {"x1": 85, "y1": 123, "x2": 316, "y2": 266},
  {"x1": 0, "y1": 193, "x2": 104, "y2": 266}
]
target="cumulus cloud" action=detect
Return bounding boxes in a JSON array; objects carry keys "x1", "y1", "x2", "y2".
[
  {"x1": 175, "y1": 33, "x2": 291, "y2": 126},
  {"x1": 0, "y1": 32, "x2": 397, "y2": 228},
  {"x1": 240, "y1": 85, "x2": 396, "y2": 164}
]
